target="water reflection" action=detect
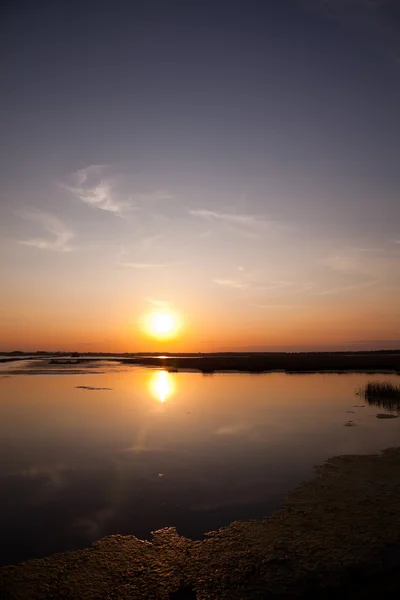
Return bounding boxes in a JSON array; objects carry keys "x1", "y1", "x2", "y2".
[
  {"x1": 1, "y1": 370, "x2": 400, "y2": 566},
  {"x1": 148, "y1": 370, "x2": 175, "y2": 403},
  {"x1": 366, "y1": 396, "x2": 400, "y2": 413}
]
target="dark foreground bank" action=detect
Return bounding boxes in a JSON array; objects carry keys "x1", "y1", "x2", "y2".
[{"x1": 2, "y1": 448, "x2": 400, "y2": 599}]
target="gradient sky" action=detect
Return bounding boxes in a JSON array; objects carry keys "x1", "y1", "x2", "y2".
[{"x1": 1, "y1": 0, "x2": 399, "y2": 352}]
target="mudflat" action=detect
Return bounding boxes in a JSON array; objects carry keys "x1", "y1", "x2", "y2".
[{"x1": 2, "y1": 447, "x2": 400, "y2": 599}]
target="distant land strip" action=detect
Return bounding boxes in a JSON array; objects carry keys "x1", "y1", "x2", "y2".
[{"x1": 1, "y1": 350, "x2": 399, "y2": 373}]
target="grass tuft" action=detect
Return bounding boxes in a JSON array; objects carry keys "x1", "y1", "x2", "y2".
[{"x1": 358, "y1": 381, "x2": 400, "y2": 413}]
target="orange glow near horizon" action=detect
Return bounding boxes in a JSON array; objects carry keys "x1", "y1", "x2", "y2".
[{"x1": 0, "y1": 292, "x2": 399, "y2": 353}]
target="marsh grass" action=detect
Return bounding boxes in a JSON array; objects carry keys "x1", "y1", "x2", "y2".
[{"x1": 359, "y1": 381, "x2": 400, "y2": 413}]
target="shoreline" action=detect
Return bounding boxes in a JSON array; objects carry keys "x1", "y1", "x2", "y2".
[
  {"x1": 3, "y1": 447, "x2": 400, "y2": 599},
  {"x1": 120, "y1": 352, "x2": 400, "y2": 373},
  {"x1": 1, "y1": 350, "x2": 399, "y2": 375}
]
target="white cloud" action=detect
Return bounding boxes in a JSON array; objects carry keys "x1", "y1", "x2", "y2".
[
  {"x1": 118, "y1": 262, "x2": 165, "y2": 269},
  {"x1": 190, "y1": 209, "x2": 262, "y2": 226},
  {"x1": 61, "y1": 165, "x2": 133, "y2": 215},
  {"x1": 213, "y1": 279, "x2": 249, "y2": 290},
  {"x1": 189, "y1": 208, "x2": 285, "y2": 238},
  {"x1": 18, "y1": 209, "x2": 74, "y2": 252},
  {"x1": 61, "y1": 166, "x2": 174, "y2": 216}
]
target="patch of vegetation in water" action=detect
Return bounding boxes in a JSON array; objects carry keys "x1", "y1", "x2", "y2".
[
  {"x1": 75, "y1": 386, "x2": 113, "y2": 391},
  {"x1": 359, "y1": 381, "x2": 400, "y2": 414},
  {"x1": 361, "y1": 381, "x2": 400, "y2": 400},
  {"x1": 376, "y1": 413, "x2": 398, "y2": 419}
]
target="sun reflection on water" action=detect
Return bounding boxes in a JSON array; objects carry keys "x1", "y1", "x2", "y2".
[{"x1": 148, "y1": 370, "x2": 175, "y2": 403}]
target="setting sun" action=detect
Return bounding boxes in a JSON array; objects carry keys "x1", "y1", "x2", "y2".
[
  {"x1": 150, "y1": 312, "x2": 175, "y2": 335},
  {"x1": 142, "y1": 310, "x2": 181, "y2": 340}
]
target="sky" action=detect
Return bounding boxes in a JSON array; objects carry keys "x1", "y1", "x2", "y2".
[{"x1": 1, "y1": 0, "x2": 399, "y2": 352}]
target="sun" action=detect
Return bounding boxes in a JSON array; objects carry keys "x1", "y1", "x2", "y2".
[
  {"x1": 142, "y1": 310, "x2": 181, "y2": 340},
  {"x1": 150, "y1": 312, "x2": 175, "y2": 335}
]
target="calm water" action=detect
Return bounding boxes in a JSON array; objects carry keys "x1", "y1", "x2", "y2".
[{"x1": 1, "y1": 364, "x2": 399, "y2": 566}]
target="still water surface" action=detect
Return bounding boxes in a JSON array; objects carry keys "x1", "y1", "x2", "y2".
[{"x1": 1, "y1": 365, "x2": 399, "y2": 565}]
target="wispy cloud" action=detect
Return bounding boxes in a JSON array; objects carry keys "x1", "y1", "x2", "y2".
[
  {"x1": 317, "y1": 243, "x2": 400, "y2": 296},
  {"x1": 321, "y1": 245, "x2": 388, "y2": 275},
  {"x1": 115, "y1": 235, "x2": 165, "y2": 263},
  {"x1": 18, "y1": 209, "x2": 74, "y2": 252},
  {"x1": 255, "y1": 280, "x2": 295, "y2": 291},
  {"x1": 213, "y1": 279, "x2": 249, "y2": 290},
  {"x1": 252, "y1": 303, "x2": 296, "y2": 310},
  {"x1": 61, "y1": 166, "x2": 174, "y2": 216},
  {"x1": 190, "y1": 209, "x2": 262, "y2": 227},
  {"x1": 316, "y1": 279, "x2": 377, "y2": 296},
  {"x1": 213, "y1": 276, "x2": 314, "y2": 296},
  {"x1": 61, "y1": 165, "x2": 133, "y2": 215},
  {"x1": 189, "y1": 208, "x2": 284, "y2": 237},
  {"x1": 147, "y1": 298, "x2": 170, "y2": 308},
  {"x1": 118, "y1": 262, "x2": 165, "y2": 269},
  {"x1": 321, "y1": 252, "x2": 359, "y2": 273}
]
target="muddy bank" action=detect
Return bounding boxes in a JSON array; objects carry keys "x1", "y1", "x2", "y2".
[{"x1": 2, "y1": 448, "x2": 400, "y2": 599}]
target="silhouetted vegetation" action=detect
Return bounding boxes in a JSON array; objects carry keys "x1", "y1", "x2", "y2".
[
  {"x1": 1, "y1": 350, "x2": 400, "y2": 373},
  {"x1": 49, "y1": 359, "x2": 82, "y2": 364},
  {"x1": 362, "y1": 381, "x2": 400, "y2": 399},
  {"x1": 376, "y1": 413, "x2": 398, "y2": 419},
  {"x1": 361, "y1": 381, "x2": 400, "y2": 412},
  {"x1": 120, "y1": 352, "x2": 400, "y2": 373}
]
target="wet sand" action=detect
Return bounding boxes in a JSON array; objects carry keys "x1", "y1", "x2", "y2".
[{"x1": 2, "y1": 447, "x2": 400, "y2": 599}]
